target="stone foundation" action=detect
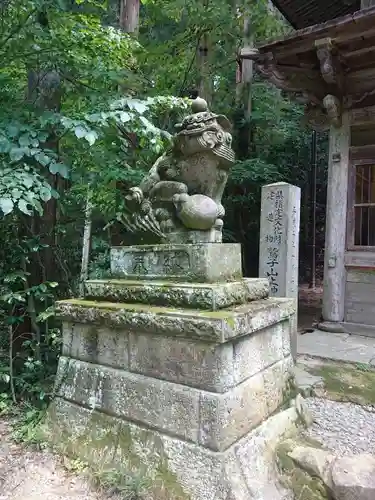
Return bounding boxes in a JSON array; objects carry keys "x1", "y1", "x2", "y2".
[
  {"x1": 47, "y1": 243, "x2": 298, "y2": 499},
  {"x1": 47, "y1": 399, "x2": 299, "y2": 500}
]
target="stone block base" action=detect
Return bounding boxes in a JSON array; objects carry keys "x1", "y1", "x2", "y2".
[
  {"x1": 110, "y1": 243, "x2": 242, "y2": 283},
  {"x1": 45, "y1": 398, "x2": 299, "y2": 500},
  {"x1": 51, "y1": 240, "x2": 298, "y2": 499},
  {"x1": 55, "y1": 354, "x2": 294, "y2": 451},
  {"x1": 84, "y1": 278, "x2": 269, "y2": 310}
]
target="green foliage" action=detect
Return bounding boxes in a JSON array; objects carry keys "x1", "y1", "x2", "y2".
[
  {"x1": 11, "y1": 405, "x2": 48, "y2": 443},
  {"x1": 93, "y1": 468, "x2": 151, "y2": 499},
  {"x1": 0, "y1": 0, "x2": 190, "y2": 414},
  {"x1": 0, "y1": 231, "x2": 62, "y2": 409},
  {"x1": 0, "y1": 165, "x2": 56, "y2": 216}
]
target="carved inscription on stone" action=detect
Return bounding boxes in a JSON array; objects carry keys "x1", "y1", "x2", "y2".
[
  {"x1": 132, "y1": 253, "x2": 148, "y2": 275},
  {"x1": 162, "y1": 252, "x2": 186, "y2": 274},
  {"x1": 264, "y1": 189, "x2": 284, "y2": 294},
  {"x1": 289, "y1": 203, "x2": 299, "y2": 297},
  {"x1": 126, "y1": 250, "x2": 191, "y2": 277},
  {"x1": 259, "y1": 182, "x2": 301, "y2": 300}
]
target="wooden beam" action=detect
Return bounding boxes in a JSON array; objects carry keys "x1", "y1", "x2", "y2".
[
  {"x1": 351, "y1": 105, "x2": 375, "y2": 126},
  {"x1": 252, "y1": 52, "x2": 328, "y2": 104},
  {"x1": 350, "y1": 144, "x2": 375, "y2": 160},
  {"x1": 257, "y1": 7, "x2": 375, "y2": 51},
  {"x1": 240, "y1": 47, "x2": 260, "y2": 60},
  {"x1": 345, "y1": 68, "x2": 375, "y2": 97},
  {"x1": 346, "y1": 88, "x2": 375, "y2": 109},
  {"x1": 345, "y1": 45, "x2": 375, "y2": 60},
  {"x1": 315, "y1": 38, "x2": 335, "y2": 85},
  {"x1": 254, "y1": 9, "x2": 375, "y2": 61}
]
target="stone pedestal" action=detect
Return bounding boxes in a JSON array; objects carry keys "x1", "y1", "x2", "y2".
[{"x1": 47, "y1": 243, "x2": 298, "y2": 500}]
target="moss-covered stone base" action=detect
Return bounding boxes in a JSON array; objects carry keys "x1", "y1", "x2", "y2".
[
  {"x1": 56, "y1": 296, "x2": 295, "y2": 343},
  {"x1": 45, "y1": 398, "x2": 300, "y2": 500},
  {"x1": 84, "y1": 278, "x2": 269, "y2": 311},
  {"x1": 277, "y1": 439, "x2": 330, "y2": 500}
]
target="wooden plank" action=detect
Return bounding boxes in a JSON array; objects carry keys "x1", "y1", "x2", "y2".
[
  {"x1": 345, "y1": 280, "x2": 375, "y2": 325},
  {"x1": 346, "y1": 55, "x2": 375, "y2": 72},
  {"x1": 346, "y1": 159, "x2": 355, "y2": 250},
  {"x1": 345, "y1": 251, "x2": 375, "y2": 266},
  {"x1": 345, "y1": 281, "x2": 375, "y2": 303},
  {"x1": 351, "y1": 106, "x2": 375, "y2": 126},
  {"x1": 346, "y1": 67, "x2": 375, "y2": 93},
  {"x1": 351, "y1": 125, "x2": 375, "y2": 147},
  {"x1": 345, "y1": 307, "x2": 375, "y2": 326},
  {"x1": 344, "y1": 36, "x2": 375, "y2": 58},
  {"x1": 342, "y1": 321, "x2": 375, "y2": 338},
  {"x1": 350, "y1": 145, "x2": 375, "y2": 160},
  {"x1": 350, "y1": 93, "x2": 375, "y2": 111},
  {"x1": 347, "y1": 268, "x2": 375, "y2": 284}
]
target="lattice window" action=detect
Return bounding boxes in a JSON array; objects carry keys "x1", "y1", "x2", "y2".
[{"x1": 350, "y1": 163, "x2": 375, "y2": 247}]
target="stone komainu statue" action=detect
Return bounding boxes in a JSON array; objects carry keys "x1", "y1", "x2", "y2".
[{"x1": 121, "y1": 98, "x2": 235, "y2": 243}]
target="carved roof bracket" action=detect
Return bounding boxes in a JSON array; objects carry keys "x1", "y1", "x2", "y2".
[
  {"x1": 304, "y1": 94, "x2": 342, "y2": 131},
  {"x1": 242, "y1": 49, "x2": 328, "y2": 105},
  {"x1": 315, "y1": 38, "x2": 344, "y2": 94},
  {"x1": 322, "y1": 94, "x2": 342, "y2": 127},
  {"x1": 241, "y1": 47, "x2": 343, "y2": 130}
]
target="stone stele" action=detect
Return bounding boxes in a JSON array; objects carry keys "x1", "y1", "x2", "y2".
[{"x1": 45, "y1": 98, "x2": 299, "y2": 500}]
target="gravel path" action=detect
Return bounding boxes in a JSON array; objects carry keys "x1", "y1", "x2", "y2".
[
  {"x1": 0, "y1": 419, "x2": 119, "y2": 500},
  {"x1": 304, "y1": 397, "x2": 375, "y2": 456}
]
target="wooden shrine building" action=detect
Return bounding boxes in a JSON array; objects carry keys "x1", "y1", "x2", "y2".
[{"x1": 241, "y1": 1, "x2": 375, "y2": 336}]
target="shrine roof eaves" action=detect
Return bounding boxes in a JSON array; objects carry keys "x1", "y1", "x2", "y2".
[
  {"x1": 271, "y1": 0, "x2": 360, "y2": 29},
  {"x1": 252, "y1": 5, "x2": 375, "y2": 54},
  {"x1": 239, "y1": 5, "x2": 375, "y2": 126}
]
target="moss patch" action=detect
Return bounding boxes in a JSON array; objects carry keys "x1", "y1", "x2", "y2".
[
  {"x1": 57, "y1": 298, "x2": 236, "y2": 319},
  {"x1": 44, "y1": 401, "x2": 191, "y2": 500},
  {"x1": 300, "y1": 359, "x2": 375, "y2": 406},
  {"x1": 277, "y1": 439, "x2": 329, "y2": 500}
]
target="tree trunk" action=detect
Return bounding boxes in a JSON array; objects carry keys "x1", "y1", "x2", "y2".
[
  {"x1": 115, "y1": 0, "x2": 141, "y2": 244},
  {"x1": 28, "y1": 69, "x2": 61, "y2": 283},
  {"x1": 119, "y1": 0, "x2": 140, "y2": 34},
  {"x1": 196, "y1": 31, "x2": 212, "y2": 105},
  {"x1": 236, "y1": 12, "x2": 253, "y2": 158},
  {"x1": 79, "y1": 188, "x2": 93, "y2": 297}
]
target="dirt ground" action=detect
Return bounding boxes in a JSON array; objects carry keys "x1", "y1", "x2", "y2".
[
  {"x1": 0, "y1": 419, "x2": 119, "y2": 500},
  {"x1": 298, "y1": 283, "x2": 322, "y2": 332}
]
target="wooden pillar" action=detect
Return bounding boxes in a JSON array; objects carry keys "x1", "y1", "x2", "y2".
[{"x1": 321, "y1": 111, "x2": 350, "y2": 327}]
